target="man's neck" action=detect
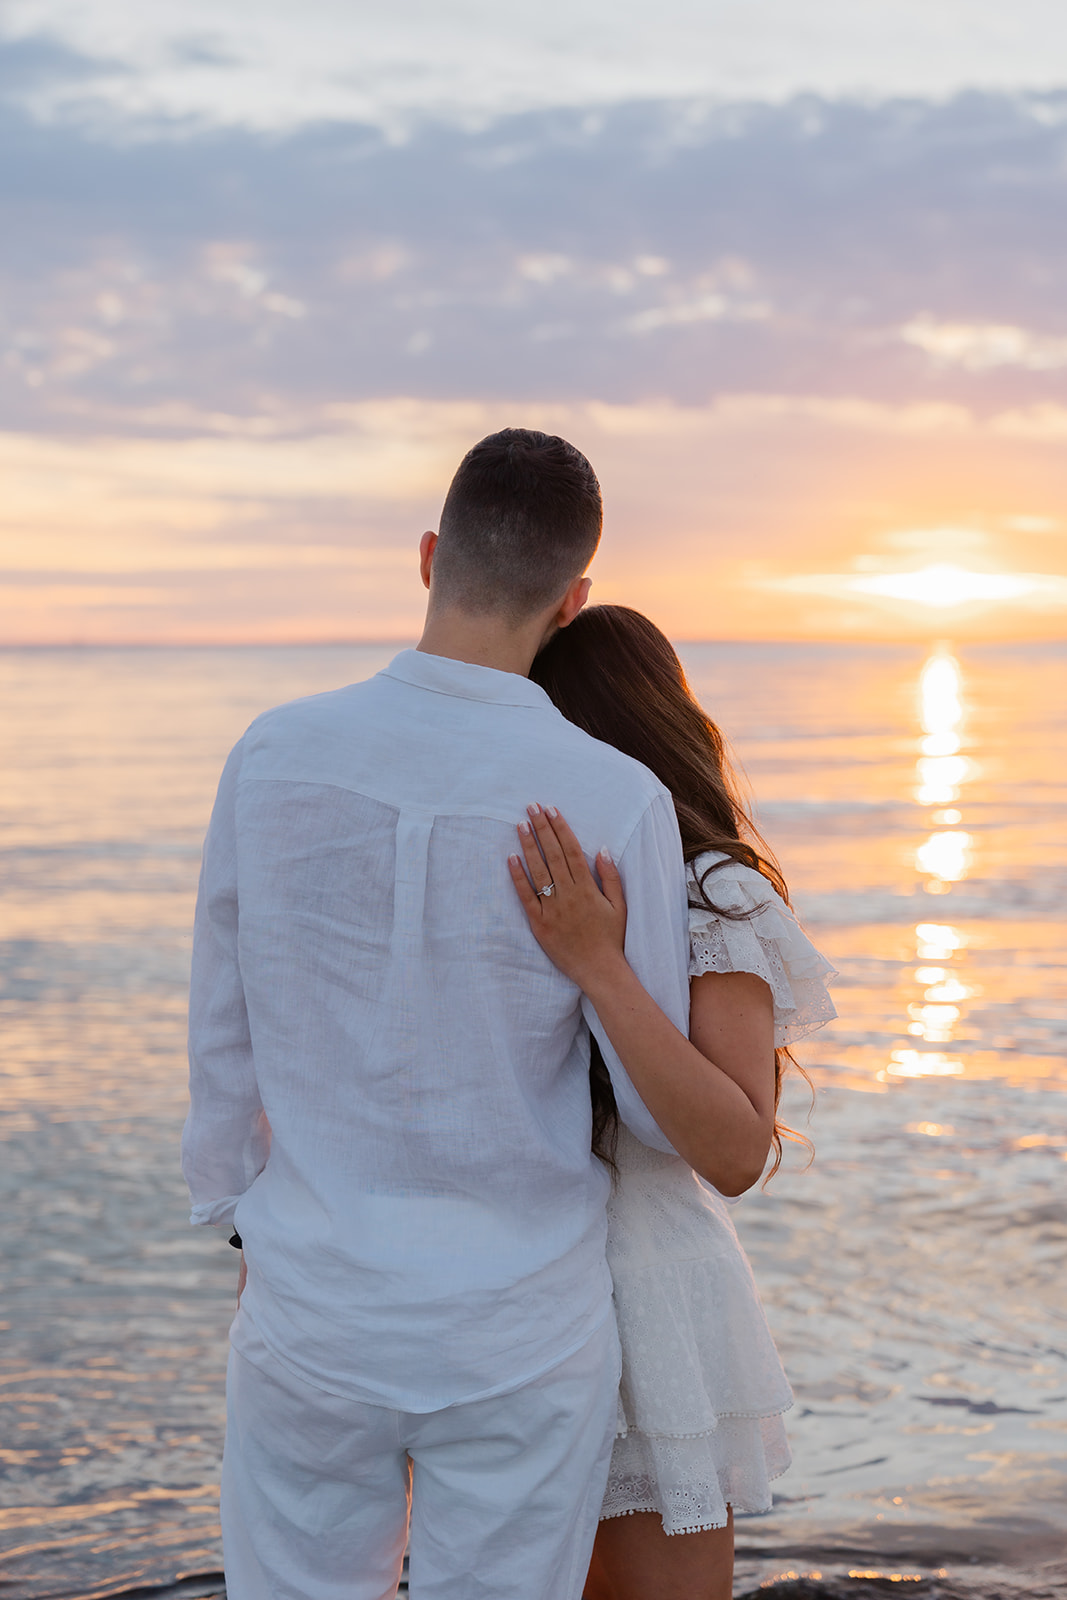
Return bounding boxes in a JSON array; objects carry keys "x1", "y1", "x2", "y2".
[{"x1": 416, "y1": 610, "x2": 545, "y2": 678}]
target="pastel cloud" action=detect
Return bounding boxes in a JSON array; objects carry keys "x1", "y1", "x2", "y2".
[
  {"x1": 4, "y1": 89, "x2": 1067, "y2": 433},
  {"x1": 4, "y1": 0, "x2": 1067, "y2": 132},
  {"x1": 2, "y1": 38, "x2": 1067, "y2": 643},
  {"x1": 901, "y1": 316, "x2": 1067, "y2": 372}
]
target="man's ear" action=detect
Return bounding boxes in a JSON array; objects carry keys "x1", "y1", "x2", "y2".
[
  {"x1": 419, "y1": 531, "x2": 438, "y2": 591},
  {"x1": 554, "y1": 574, "x2": 592, "y2": 631}
]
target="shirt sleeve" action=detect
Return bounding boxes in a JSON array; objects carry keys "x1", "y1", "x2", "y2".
[
  {"x1": 181, "y1": 736, "x2": 270, "y2": 1228},
  {"x1": 581, "y1": 789, "x2": 690, "y2": 1155}
]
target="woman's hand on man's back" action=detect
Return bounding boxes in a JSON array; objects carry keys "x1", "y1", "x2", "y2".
[{"x1": 508, "y1": 804, "x2": 629, "y2": 991}]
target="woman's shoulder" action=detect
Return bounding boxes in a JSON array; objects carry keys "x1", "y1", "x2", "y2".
[
  {"x1": 686, "y1": 851, "x2": 787, "y2": 916},
  {"x1": 685, "y1": 852, "x2": 838, "y2": 1044}
]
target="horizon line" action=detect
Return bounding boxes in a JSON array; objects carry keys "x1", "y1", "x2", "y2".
[{"x1": 3, "y1": 634, "x2": 1064, "y2": 652}]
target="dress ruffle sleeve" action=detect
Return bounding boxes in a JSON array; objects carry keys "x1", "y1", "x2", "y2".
[{"x1": 686, "y1": 853, "x2": 837, "y2": 1046}]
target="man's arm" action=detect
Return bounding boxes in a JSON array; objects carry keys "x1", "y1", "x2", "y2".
[
  {"x1": 580, "y1": 790, "x2": 690, "y2": 1153},
  {"x1": 181, "y1": 736, "x2": 270, "y2": 1227}
]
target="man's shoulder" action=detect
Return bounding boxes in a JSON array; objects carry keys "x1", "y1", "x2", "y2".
[
  {"x1": 555, "y1": 716, "x2": 664, "y2": 789},
  {"x1": 242, "y1": 678, "x2": 377, "y2": 745},
  {"x1": 535, "y1": 715, "x2": 675, "y2": 837}
]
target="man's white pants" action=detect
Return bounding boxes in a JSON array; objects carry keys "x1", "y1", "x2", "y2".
[{"x1": 220, "y1": 1316, "x2": 621, "y2": 1600}]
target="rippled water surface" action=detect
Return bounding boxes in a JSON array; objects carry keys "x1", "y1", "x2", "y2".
[{"x1": 1, "y1": 642, "x2": 1065, "y2": 1598}]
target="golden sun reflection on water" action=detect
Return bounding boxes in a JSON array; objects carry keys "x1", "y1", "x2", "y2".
[
  {"x1": 884, "y1": 651, "x2": 978, "y2": 1078},
  {"x1": 915, "y1": 650, "x2": 973, "y2": 902},
  {"x1": 885, "y1": 1048, "x2": 964, "y2": 1079},
  {"x1": 916, "y1": 830, "x2": 972, "y2": 884},
  {"x1": 915, "y1": 922, "x2": 967, "y2": 960},
  {"x1": 915, "y1": 651, "x2": 970, "y2": 814},
  {"x1": 687, "y1": 641, "x2": 1067, "y2": 1095}
]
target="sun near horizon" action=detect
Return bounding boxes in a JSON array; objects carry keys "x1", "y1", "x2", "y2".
[{"x1": 4, "y1": 401, "x2": 1066, "y2": 647}]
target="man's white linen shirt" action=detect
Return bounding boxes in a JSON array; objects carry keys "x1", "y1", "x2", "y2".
[{"x1": 183, "y1": 649, "x2": 690, "y2": 1411}]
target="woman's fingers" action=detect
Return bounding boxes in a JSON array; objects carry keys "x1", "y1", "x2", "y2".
[
  {"x1": 516, "y1": 820, "x2": 551, "y2": 891},
  {"x1": 596, "y1": 848, "x2": 626, "y2": 914},
  {"x1": 539, "y1": 807, "x2": 594, "y2": 884},
  {"x1": 508, "y1": 851, "x2": 541, "y2": 917},
  {"x1": 524, "y1": 804, "x2": 571, "y2": 883},
  {"x1": 522, "y1": 806, "x2": 621, "y2": 907}
]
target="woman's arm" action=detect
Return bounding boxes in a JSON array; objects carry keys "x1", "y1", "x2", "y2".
[{"x1": 510, "y1": 804, "x2": 776, "y2": 1195}]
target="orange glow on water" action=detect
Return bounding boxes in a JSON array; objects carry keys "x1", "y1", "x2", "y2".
[
  {"x1": 891, "y1": 651, "x2": 979, "y2": 1062},
  {"x1": 885, "y1": 1049, "x2": 964, "y2": 1079},
  {"x1": 681, "y1": 641, "x2": 1067, "y2": 1095},
  {"x1": 919, "y1": 653, "x2": 961, "y2": 728},
  {"x1": 916, "y1": 652, "x2": 968, "y2": 805},
  {"x1": 914, "y1": 649, "x2": 973, "y2": 899},
  {"x1": 915, "y1": 923, "x2": 966, "y2": 959},
  {"x1": 5, "y1": 640, "x2": 1066, "y2": 1126},
  {"x1": 916, "y1": 830, "x2": 972, "y2": 882}
]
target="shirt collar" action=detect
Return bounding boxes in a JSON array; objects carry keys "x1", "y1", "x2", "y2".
[{"x1": 380, "y1": 648, "x2": 558, "y2": 711}]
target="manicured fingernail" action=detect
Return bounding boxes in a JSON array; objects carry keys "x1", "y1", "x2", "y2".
[
  {"x1": 599, "y1": 848, "x2": 613, "y2": 863},
  {"x1": 527, "y1": 803, "x2": 541, "y2": 816},
  {"x1": 518, "y1": 820, "x2": 531, "y2": 835},
  {"x1": 546, "y1": 805, "x2": 559, "y2": 819},
  {"x1": 509, "y1": 853, "x2": 521, "y2": 866}
]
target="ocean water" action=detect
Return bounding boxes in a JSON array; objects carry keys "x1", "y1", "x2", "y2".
[{"x1": 1, "y1": 641, "x2": 1065, "y2": 1600}]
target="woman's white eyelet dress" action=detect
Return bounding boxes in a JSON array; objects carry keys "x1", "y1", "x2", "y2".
[{"x1": 600, "y1": 852, "x2": 837, "y2": 1536}]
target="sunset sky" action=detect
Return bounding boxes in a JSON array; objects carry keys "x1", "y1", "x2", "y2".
[{"x1": 3, "y1": 0, "x2": 1067, "y2": 643}]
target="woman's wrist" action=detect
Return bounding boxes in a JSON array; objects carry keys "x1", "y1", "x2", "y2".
[{"x1": 574, "y1": 948, "x2": 640, "y2": 1009}]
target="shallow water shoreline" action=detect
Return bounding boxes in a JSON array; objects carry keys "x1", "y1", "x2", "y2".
[
  {"x1": 733, "y1": 1557, "x2": 1067, "y2": 1600},
  {"x1": 3, "y1": 643, "x2": 1064, "y2": 1600},
  {"x1": 38, "y1": 1555, "x2": 1067, "y2": 1600},
  {"x1": 735, "y1": 1570, "x2": 1067, "y2": 1600}
]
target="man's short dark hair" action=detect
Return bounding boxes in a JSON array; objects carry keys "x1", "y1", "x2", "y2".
[{"x1": 433, "y1": 428, "x2": 602, "y2": 620}]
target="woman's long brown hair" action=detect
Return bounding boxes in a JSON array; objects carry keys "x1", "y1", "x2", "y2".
[{"x1": 530, "y1": 604, "x2": 813, "y2": 1183}]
